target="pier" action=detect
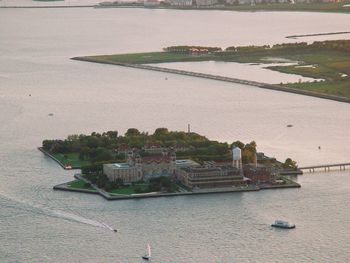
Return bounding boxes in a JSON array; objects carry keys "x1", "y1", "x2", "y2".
[
  {"x1": 299, "y1": 163, "x2": 350, "y2": 173},
  {"x1": 72, "y1": 56, "x2": 350, "y2": 104}
]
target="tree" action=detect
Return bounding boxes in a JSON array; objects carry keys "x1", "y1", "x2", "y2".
[
  {"x1": 231, "y1": 141, "x2": 244, "y2": 149},
  {"x1": 125, "y1": 128, "x2": 140, "y2": 137},
  {"x1": 153, "y1": 128, "x2": 169, "y2": 137},
  {"x1": 104, "y1": 130, "x2": 118, "y2": 139},
  {"x1": 42, "y1": 140, "x2": 54, "y2": 151},
  {"x1": 79, "y1": 146, "x2": 91, "y2": 160},
  {"x1": 283, "y1": 158, "x2": 297, "y2": 169},
  {"x1": 91, "y1": 148, "x2": 113, "y2": 162}
]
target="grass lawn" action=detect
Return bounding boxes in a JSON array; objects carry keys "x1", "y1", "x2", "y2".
[
  {"x1": 108, "y1": 184, "x2": 149, "y2": 195},
  {"x1": 90, "y1": 52, "x2": 213, "y2": 64},
  {"x1": 67, "y1": 180, "x2": 96, "y2": 191},
  {"x1": 52, "y1": 152, "x2": 90, "y2": 168}
]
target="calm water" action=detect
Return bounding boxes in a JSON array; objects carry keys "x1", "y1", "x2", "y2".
[
  {"x1": 158, "y1": 61, "x2": 321, "y2": 84},
  {"x1": 1, "y1": 7, "x2": 350, "y2": 262}
]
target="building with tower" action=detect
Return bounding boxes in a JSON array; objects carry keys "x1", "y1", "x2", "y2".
[
  {"x1": 232, "y1": 146, "x2": 243, "y2": 175},
  {"x1": 177, "y1": 146, "x2": 247, "y2": 189},
  {"x1": 103, "y1": 149, "x2": 176, "y2": 183}
]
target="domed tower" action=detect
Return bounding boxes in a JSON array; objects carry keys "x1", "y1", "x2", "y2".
[{"x1": 232, "y1": 147, "x2": 243, "y2": 175}]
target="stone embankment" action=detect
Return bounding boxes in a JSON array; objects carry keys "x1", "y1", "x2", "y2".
[
  {"x1": 53, "y1": 174, "x2": 300, "y2": 201},
  {"x1": 72, "y1": 56, "x2": 350, "y2": 104}
]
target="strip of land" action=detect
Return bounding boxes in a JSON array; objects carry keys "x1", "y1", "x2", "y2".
[{"x1": 72, "y1": 40, "x2": 350, "y2": 102}]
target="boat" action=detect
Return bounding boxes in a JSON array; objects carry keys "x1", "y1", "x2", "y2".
[
  {"x1": 142, "y1": 244, "x2": 151, "y2": 261},
  {"x1": 286, "y1": 124, "x2": 293, "y2": 127},
  {"x1": 271, "y1": 220, "x2": 295, "y2": 229}
]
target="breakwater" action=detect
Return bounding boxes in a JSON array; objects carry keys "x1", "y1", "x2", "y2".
[{"x1": 72, "y1": 56, "x2": 350, "y2": 104}]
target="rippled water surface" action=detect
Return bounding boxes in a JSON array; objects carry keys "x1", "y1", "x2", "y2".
[{"x1": 1, "y1": 7, "x2": 350, "y2": 263}]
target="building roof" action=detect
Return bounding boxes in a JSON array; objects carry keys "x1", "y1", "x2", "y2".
[{"x1": 141, "y1": 155, "x2": 172, "y2": 164}]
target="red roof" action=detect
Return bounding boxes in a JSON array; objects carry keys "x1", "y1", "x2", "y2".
[{"x1": 141, "y1": 155, "x2": 172, "y2": 164}]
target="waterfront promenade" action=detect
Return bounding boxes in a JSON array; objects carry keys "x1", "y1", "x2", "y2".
[{"x1": 72, "y1": 56, "x2": 350, "y2": 104}]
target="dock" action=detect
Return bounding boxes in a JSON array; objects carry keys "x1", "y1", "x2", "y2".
[{"x1": 299, "y1": 163, "x2": 350, "y2": 173}]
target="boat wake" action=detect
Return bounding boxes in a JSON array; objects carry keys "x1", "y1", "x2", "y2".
[
  {"x1": 0, "y1": 193, "x2": 115, "y2": 231},
  {"x1": 49, "y1": 209, "x2": 114, "y2": 230}
]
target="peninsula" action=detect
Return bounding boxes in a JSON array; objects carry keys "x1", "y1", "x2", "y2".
[
  {"x1": 72, "y1": 40, "x2": 350, "y2": 102},
  {"x1": 41, "y1": 128, "x2": 301, "y2": 200}
]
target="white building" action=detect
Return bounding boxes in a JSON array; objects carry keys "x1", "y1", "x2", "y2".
[
  {"x1": 167, "y1": 0, "x2": 193, "y2": 6},
  {"x1": 103, "y1": 150, "x2": 176, "y2": 183}
]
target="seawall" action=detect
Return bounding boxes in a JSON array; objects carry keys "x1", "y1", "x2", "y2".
[{"x1": 53, "y1": 174, "x2": 300, "y2": 201}]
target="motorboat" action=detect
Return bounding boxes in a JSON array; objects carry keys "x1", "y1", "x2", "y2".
[
  {"x1": 142, "y1": 244, "x2": 151, "y2": 261},
  {"x1": 271, "y1": 220, "x2": 295, "y2": 229}
]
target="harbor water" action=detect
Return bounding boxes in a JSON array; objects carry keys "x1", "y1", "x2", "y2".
[{"x1": 1, "y1": 6, "x2": 350, "y2": 262}]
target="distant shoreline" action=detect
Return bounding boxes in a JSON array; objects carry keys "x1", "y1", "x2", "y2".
[{"x1": 1, "y1": 2, "x2": 350, "y2": 13}]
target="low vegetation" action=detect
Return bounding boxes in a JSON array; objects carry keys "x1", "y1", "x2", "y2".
[
  {"x1": 42, "y1": 128, "x2": 259, "y2": 168},
  {"x1": 67, "y1": 180, "x2": 95, "y2": 191},
  {"x1": 81, "y1": 40, "x2": 350, "y2": 99}
]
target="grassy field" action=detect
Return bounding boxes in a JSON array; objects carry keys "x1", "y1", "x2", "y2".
[
  {"x1": 67, "y1": 180, "x2": 96, "y2": 191},
  {"x1": 108, "y1": 184, "x2": 149, "y2": 195},
  {"x1": 90, "y1": 52, "x2": 213, "y2": 64},
  {"x1": 52, "y1": 152, "x2": 89, "y2": 168},
  {"x1": 82, "y1": 47, "x2": 350, "y2": 99}
]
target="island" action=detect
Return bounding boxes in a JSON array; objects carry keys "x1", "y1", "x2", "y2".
[
  {"x1": 72, "y1": 40, "x2": 350, "y2": 103},
  {"x1": 40, "y1": 128, "x2": 301, "y2": 200}
]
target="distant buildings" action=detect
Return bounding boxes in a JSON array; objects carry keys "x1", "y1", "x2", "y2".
[{"x1": 167, "y1": 0, "x2": 193, "y2": 6}]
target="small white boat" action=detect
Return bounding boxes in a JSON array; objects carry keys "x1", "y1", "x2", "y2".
[
  {"x1": 142, "y1": 244, "x2": 151, "y2": 260},
  {"x1": 271, "y1": 220, "x2": 295, "y2": 229}
]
